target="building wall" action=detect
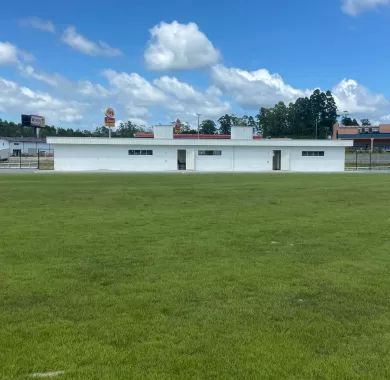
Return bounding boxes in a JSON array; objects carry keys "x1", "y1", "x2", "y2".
[
  {"x1": 54, "y1": 145, "x2": 178, "y2": 171},
  {"x1": 289, "y1": 147, "x2": 345, "y2": 172},
  {"x1": 9, "y1": 141, "x2": 51, "y2": 155},
  {"x1": 0, "y1": 139, "x2": 10, "y2": 160},
  {"x1": 54, "y1": 144, "x2": 346, "y2": 172}
]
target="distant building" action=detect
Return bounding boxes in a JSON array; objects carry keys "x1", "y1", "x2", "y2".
[
  {"x1": 333, "y1": 123, "x2": 390, "y2": 150},
  {"x1": 0, "y1": 137, "x2": 52, "y2": 156},
  {"x1": 48, "y1": 125, "x2": 352, "y2": 172},
  {"x1": 0, "y1": 139, "x2": 10, "y2": 160}
]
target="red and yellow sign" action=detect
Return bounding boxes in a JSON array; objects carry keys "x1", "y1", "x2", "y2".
[{"x1": 104, "y1": 107, "x2": 115, "y2": 128}]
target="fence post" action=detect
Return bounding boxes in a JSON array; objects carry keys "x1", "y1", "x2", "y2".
[
  {"x1": 355, "y1": 150, "x2": 358, "y2": 171},
  {"x1": 38, "y1": 149, "x2": 40, "y2": 170},
  {"x1": 369, "y1": 151, "x2": 372, "y2": 170},
  {"x1": 19, "y1": 152, "x2": 21, "y2": 169}
]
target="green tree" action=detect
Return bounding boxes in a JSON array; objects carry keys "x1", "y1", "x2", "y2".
[
  {"x1": 342, "y1": 117, "x2": 359, "y2": 126},
  {"x1": 218, "y1": 114, "x2": 233, "y2": 135},
  {"x1": 199, "y1": 120, "x2": 217, "y2": 134},
  {"x1": 361, "y1": 119, "x2": 371, "y2": 126}
]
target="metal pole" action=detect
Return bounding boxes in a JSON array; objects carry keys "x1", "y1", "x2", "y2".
[
  {"x1": 197, "y1": 113, "x2": 200, "y2": 139},
  {"x1": 370, "y1": 150, "x2": 372, "y2": 170},
  {"x1": 19, "y1": 151, "x2": 21, "y2": 169},
  {"x1": 38, "y1": 149, "x2": 40, "y2": 170},
  {"x1": 355, "y1": 149, "x2": 358, "y2": 171}
]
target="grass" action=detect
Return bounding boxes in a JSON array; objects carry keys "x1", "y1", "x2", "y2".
[{"x1": 0, "y1": 173, "x2": 390, "y2": 379}]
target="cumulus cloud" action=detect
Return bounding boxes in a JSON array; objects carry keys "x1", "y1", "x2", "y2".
[
  {"x1": 154, "y1": 76, "x2": 230, "y2": 118},
  {"x1": 77, "y1": 80, "x2": 109, "y2": 98},
  {"x1": 62, "y1": 26, "x2": 122, "y2": 57},
  {"x1": 332, "y1": 78, "x2": 390, "y2": 115},
  {"x1": 19, "y1": 17, "x2": 55, "y2": 33},
  {"x1": 211, "y1": 64, "x2": 310, "y2": 109},
  {"x1": 103, "y1": 69, "x2": 167, "y2": 104},
  {"x1": 341, "y1": 0, "x2": 390, "y2": 15},
  {"x1": 145, "y1": 21, "x2": 220, "y2": 71},
  {"x1": 0, "y1": 76, "x2": 84, "y2": 123}
]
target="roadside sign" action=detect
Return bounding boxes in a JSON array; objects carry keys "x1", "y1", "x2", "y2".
[{"x1": 105, "y1": 108, "x2": 115, "y2": 128}]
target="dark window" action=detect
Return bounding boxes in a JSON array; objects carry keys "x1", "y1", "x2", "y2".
[
  {"x1": 198, "y1": 150, "x2": 222, "y2": 156},
  {"x1": 128, "y1": 149, "x2": 153, "y2": 156},
  {"x1": 302, "y1": 151, "x2": 325, "y2": 157}
]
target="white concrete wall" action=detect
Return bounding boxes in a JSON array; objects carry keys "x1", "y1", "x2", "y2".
[
  {"x1": 231, "y1": 126, "x2": 253, "y2": 140},
  {"x1": 195, "y1": 147, "x2": 233, "y2": 171},
  {"x1": 289, "y1": 147, "x2": 345, "y2": 172},
  {"x1": 53, "y1": 144, "x2": 346, "y2": 172},
  {"x1": 9, "y1": 142, "x2": 51, "y2": 155},
  {"x1": 54, "y1": 145, "x2": 177, "y2": 171},
  {"x1": 233, "y1": 147, "x2": 273, "y2": 171},
  {"x1": 153, "y1": 125, "x2": 173, "y2": 139},
  {"x1": 0, "y1": 139, "x2": 10, "y2": 160}
]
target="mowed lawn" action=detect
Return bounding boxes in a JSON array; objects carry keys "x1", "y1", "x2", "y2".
[{"x1": 1, "y1": 173, "x2": 390, "y2": 379}]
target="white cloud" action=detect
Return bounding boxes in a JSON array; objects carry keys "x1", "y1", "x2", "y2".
[
  {"x1": 103, "y1": 69, "x2": 167, "y2": 104},
  {"x1": 102, "y1": 69, "x2": 167, "y2": 120},
  {"x1": 19, "y1": 65, "x2": 64, "y2": 86},
  {"x1": 77, "y1": 80, "x2": 109, "y2": 98},
  {"x1": 0, "y1": 41, "x2": 33, "y2": 65},
  {"x1": 62, "y1": 26, "x2": 122, "y2": 57},
  {"x1": 332, "y1": 78, "x2": 390, "y2": 116},
  {"x1": 0, "y1": 42, "x2": 19, "y2": 65},
  {"x1": 0, "y1": 76, "x2": 84, "y2": 123},
  {"x1": 145, "y1": 21, "x2": 220, "y2": 71},
  {"x1": 19, "y1": 17, "x2": 55, "y2": 33},
  {"x1": 211, "y1": 64, "x2": 309, "y2": 109},
  {"x1": 154, "y1": 76, "x2": 230, "y2": 119},
  {"x1": 341, "y1": 0, "x2": 390, "y2": 15}
]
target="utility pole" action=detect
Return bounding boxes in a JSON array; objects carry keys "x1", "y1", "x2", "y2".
[{"x1": 197, "y1": 113, "x2": 201, "y2": 139}]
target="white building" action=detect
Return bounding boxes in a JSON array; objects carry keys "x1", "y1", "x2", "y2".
[
  {"x1": 0, "y1": 139, "x2": 10, "y2": 160},
  {"x1": 4, "y1": 137, "x2": 52, "y2": 156},
  {"x1": 47, "y1": 126, "x2": 352, "y2": 172}
]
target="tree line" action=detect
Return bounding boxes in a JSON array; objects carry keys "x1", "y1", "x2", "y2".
[
  {"x1": 0, "y1": 89, "x2": 373, "y2": 139},
  {"x1": 0, "y1": 119, "x2": 147, "y2": 138}
]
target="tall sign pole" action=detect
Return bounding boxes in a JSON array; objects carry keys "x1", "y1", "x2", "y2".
[{"x1": 104, "y1": 107, "x2": 116, "y2": 138}]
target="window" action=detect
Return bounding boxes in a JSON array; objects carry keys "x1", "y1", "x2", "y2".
[
  {"x1": 198, "y1": 150, "x2": 222, "y2": 156},
  {"x1": 128, "y1": 150, "x2": 153, "y2": 156},
  {"x1": 302, "y1": 151, "x2": 325, "y2": 157}
]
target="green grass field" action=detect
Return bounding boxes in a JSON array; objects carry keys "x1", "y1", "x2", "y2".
[{"x1": 1, "y1": 173, "x2": 390, "y2": 379}]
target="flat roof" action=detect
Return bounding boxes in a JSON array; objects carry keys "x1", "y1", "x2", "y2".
[
  {"x1": 47, "y1": 137, "x2": 353, "y2": 147},
  {"x1": 0, "y1": 137, "x2": 47, "y2": 143}
]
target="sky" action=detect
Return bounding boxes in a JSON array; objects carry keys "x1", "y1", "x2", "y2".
[{"x1": 0, "y1": 0, "x2": 390, "y2": 129}]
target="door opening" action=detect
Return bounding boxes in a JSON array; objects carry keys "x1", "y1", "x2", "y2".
[
  {"x1": 177, "y1": 150, "x2": 186, "y2": 170},
  {"x1": 272, "y1": 150, "x2": 281, "y2": 171}
]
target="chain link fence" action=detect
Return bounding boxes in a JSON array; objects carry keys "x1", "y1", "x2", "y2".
[{"x1": 346, "y1": 149, "x2": 390, "y2": 170}]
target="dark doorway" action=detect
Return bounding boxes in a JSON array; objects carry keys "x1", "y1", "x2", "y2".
[
  {"x1": 273, "y1": 150, "x2": 281, "y2": 171},
  {"x1": 177, "y1": 150, "x2": 186, "y2": 170}
]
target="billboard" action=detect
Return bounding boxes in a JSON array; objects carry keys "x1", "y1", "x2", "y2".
[
  {"x1": 104, "y1": 107, "x2": 115, "y2": 128},
  {"x1": 21, "y1": 114, "x2": 45, "y2": 128}
]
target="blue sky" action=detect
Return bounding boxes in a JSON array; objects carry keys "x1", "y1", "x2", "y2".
[{"x1": 1, "y1": 0, "x2": 390, "y2": 129}]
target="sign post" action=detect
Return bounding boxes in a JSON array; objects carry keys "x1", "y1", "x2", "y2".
[{"x1": 104, "y1": 108, "x2": 115, "y2": 138}]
